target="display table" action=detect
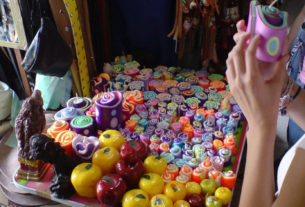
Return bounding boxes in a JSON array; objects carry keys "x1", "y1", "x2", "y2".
[{"x1": 12, "y1": 121, "x2": 247, "y2": 207}]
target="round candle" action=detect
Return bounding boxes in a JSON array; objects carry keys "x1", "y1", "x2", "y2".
[
  {"x1": 66, "y1": 97, "x2": 92, "y2": 112},
  {"x1": 70, "y1": 116, "x2": 95, "y2": 136},
  {"x1": 159, "y1": 143, "x2": 170, "y2": 153},
  {"x1": 183, "y1": 124, "x2": 194, "y2": 141},
  {"x1": 218, "y1": 148, "x2": 232, "y2": 166},
  {"x1": 221, "y1": 170, "x2": 237, "y2": 189},
  {"x1": 210, "y1": 156, "x2": 225, "y2": 172},
  {"x1": 166, "y1": 164, "x2": 179, "y2": 179},
  {"x1": 180, "y1": 165, "x2": 193, "y2": 178},
  {"x1": 162, "y1": 171, "x2": 174, "y2": 182},
  {"x1": 170, "y1": 146, "x2": 182, "y2": 158},
  {"x1": 72, "y1": 135, "x2": 100, "y2": 160},
  {"x1": 192, "y1": 167, "x2": 208, "y2": 183},
  {"x1": 214, "y1": 131, "x2": 224, "y2": 141},
  {"x1": 54, "y1": 107, "x2": 84, "y2": 122},
  {"x1": 224, "y1": 137, "x2": 236, "y2": 155},
  {"x1": 210, "y1": 80, "x2": 226, "y2": 91},
  {"x1": 55, "y1": 130, "x2": 77, "y2": 157},
  {"x1": 125, "y1": 120, "x2": 137, "y2": 132},
  {"x1": 208, "y1": 170, "x2": 222, "y2": 187},
  {"x1": 198, "y1": 79, "x2": 210, "y2": 89},
  {"x1": 176, "y1": 175, "x2": 190, "y2": 185},
  {"x1": 213, "y1": 139, "x2": 224, "y2": 152},
  {"x1": 200, "y1": 160, "x2": 214, "y2": 172},
  {"x1": 179, "y1": 116, "x2": 190, "y2": 129},
  {"x1": 47, "y1": 120, "x2": 70, "y2": 139}
]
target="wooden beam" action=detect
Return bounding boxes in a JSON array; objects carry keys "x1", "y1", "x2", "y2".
[{"x1": 14, "y1": 50, "x2": 31, "y2": 97}]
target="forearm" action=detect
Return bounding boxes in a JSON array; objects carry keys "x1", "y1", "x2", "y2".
[
  {"x1": 239, "y1": 129, "x2": 276, "y2": 207},
  {"x1": 287, "y1": 83, "x2": 305, "y2": 131}
]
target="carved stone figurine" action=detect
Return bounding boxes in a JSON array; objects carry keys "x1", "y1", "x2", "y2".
[
  {"x1": 15, "y1": 90, "x2": 48, "y2": 181},
  {"x1": 29, "y1": 134, "x2": 80, "y2": 199}
]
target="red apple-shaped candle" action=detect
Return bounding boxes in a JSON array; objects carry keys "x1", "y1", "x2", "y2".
[
  {"x1": 96, "y1": 174, "x2": 127, "y2": 207},
  {"x1": 115, "y1": 159, "x2": 145, "y2": 187},
  {"x1": 120, "y1": 140, "x2": 148, "y2": 164},
  {"x1": 187, "y1": 193, "x2": 205, "y2": 207}
]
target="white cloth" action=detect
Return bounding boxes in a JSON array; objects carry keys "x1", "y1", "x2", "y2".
[{"x1": 277, "y1": 134, "x2": 305, "y2": 194}]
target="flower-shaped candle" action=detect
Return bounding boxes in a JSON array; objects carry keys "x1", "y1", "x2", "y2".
[{"x1": 72, "y1": 135, "x2": 100, "y2": 160}]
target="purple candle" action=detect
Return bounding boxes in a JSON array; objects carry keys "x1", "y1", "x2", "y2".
[
  {"x1": 72, "y1": 135, "x2": 100, "y2": 160},
  {"x1": 70, "y1": 115, "x2": 95, "y2": 136},
  {"x1": 140, "y1": 132, "x2": 150, "y2": 145},
  {"x1": 155, "y1": 128, "x2": 165, "y2": 137},
  {"x1": 95, "y1": 91, "x2": 123, "y2": 130},
  {"x1": 179, "y1": 104, "x2": 188, "y2": 116},
  {"x1": 202, "y1": 141, "x2": 213, "y2": 151},
  {"x1": 187, "y1": 158, "x2": 200, "y2": 169},
  {"x1": 166, "y1": 130, "x2": 177, "y2": 140},
  {"x1": 161, "y1": 136, "x2": 173, "y2": 147},
  {"x1": 215, "y1": 112, "x2": 224, "y2": 120},
  {"x1": 54, "y1": 107, "x2": 84, "y2": 122},
  {"x1": 203, "y1": 115, "x2": 216, "y2": 132},
  {"x1": 210, "y1": 156, "x2": 225, "y2": 171},
  {"x1": 145, "y1": 125, "x2": 156, "y2": 135},
  {"x1": 149, "y1": 110, "x2": 159, "y2": 120},
  {"x1": 214, "y1": 131, "x2": 224, "y2": 141},
  {"x1": 201, "y1": 132, "x2": 213, "y2": 142},
  {"x1": 194, "y1": 113, "x2": 205, "y2": 123},
  {"x1": 148, "y1": 119, "x2": 158, "y2": 126},
  {"x1": 218, "y1": 148, "x2": 232, "y2": 166},
  {"x1": 172, "y1": 137, "x2": 184, "y2": 148},
  {"x1": 206, "y1": 149, "x2": 217, "y2": 158},
  {"x1": 131, "y1": 132, "x2": 140, "y2": 140},
  {"x1": 178, "y1": 132, "x2": 189, "y2": 142},
  {"x1": 183, "y1": 142, "x2": 193, "y2": 152},
  {"x1": 216, "y1": 118, "x2": 228, "y2": 131},
  {"x1": 194, "y1": 128, "x2": 204, "y2": 138},
  {"x1": 192, "y1": 137, "x2": 202, "y2": 145},
  {"x1": 185, "y1": 110, "x2": 195, "y2": 121}
]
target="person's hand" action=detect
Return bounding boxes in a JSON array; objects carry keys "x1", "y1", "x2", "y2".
[
  {"x1": 233, "y1": 20, "x2": 247, "y2": 43},
  {"x1": 226, "y1": 32, "x2": 289, "y2": 135}
]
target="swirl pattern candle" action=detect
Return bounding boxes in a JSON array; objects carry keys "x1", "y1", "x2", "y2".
[
  {"x1": 166, "y1": 164, "x2": 179, "y2": 179},
  {"x1": 208, "y1": 170, "x2": 222, "y2": 187},
  {"x1": 47, "y1": 120, "x2": 70, "y2": 139},
  {"x1": 54, "y1": 107, "x2": 84, "y2": 122},
  {"x1": 55, "y1": 130, "x2": 77, "y2": 157},
  {"x1": 221, "y1": 170, "x2": 237, "y2": 189},
  {"x1": 192, "y1": 167, "x2": 207, "y2": 183},
  {"x1": 170, "y1": 146, "x2": 182, "y2": 158},
  {"x1": 180, "y1": 165, "x2": 193, "y2": 178},
  {"x1": 200, "y1": 160, "x2": 214, "y2": 172},
  {"x1": 95, "y1": 91, "x2": 123, "y2": 130},
  {"x1": 66, "y1": 97, "x2": 92, "y2": 112},
  {"x1": 218, "y1": 147, "x2": 232, "y2": 166},
  {"x1": 70, "y1": 116, "x2": 95, "y2": 136},
  {"x1": 210, "y1": 156, "x2": 225, "y2": 171}
]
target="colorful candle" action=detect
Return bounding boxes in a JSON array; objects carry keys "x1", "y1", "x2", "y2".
[
  {"x1": 224, "y1": 137, "x2": 236, "y2": 155},
  {"x1": 210, "y1": 156, "x2": 225, "y2": 172},
  {"x1": 221, "y1": 170, "x2": 237, "y2": 189},
  {"x1": 192, "y1": 167, "x2": 208, "y2": 183},
  {"x1": 218, "y1": 148, "x2": 232, "y2": 166},
  {"x1": 70, "y1": 116, "x2": 95, "y2": 136},
  {"x1": 166, "y1": 164, "x2": 179, "y2": 179},
  {"x1": 200, "y1": 160, "x2": 214, "y2": 172},
  {"x1": 214, "y1": 131, "x2": 224, "y2": 141},
  {"x1": 55, "y1": 130, "x2": 76, "y2": 157},
  {"x1": 47, "y1": 120, "x2": 70, "y2": 139},
  {"x1": 72, "y1": 135, "x2": 100, "y2": 160},
  {"x1": 208, "y1": 170, "x2": 222, "y2": 187},
  {"x1": 95, "y1": 91, "x2": 123, "y2": 130},
  {"x1": 179, "y1": 116, "x2": 190, "y2": 129},
  {"x1": 125, "y1": 120, "x2": 137, "y2": 132},
  {"x1": 183, "y1": 124, "x2": 194, "y2": 141},
  {"x1": 180, "y1": 165, "x2": 193, "y2": 179},
  {"x1": 213, "y1": 140, "x2": 224, "y2": 152}
]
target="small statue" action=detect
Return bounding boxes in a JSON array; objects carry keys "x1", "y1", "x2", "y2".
[
  {"x1": 29, "y1": 134, "x2": 80, "y2": 199},
  {"x1": 15, "y1": 90, "x2": 48, "y2": 181}
]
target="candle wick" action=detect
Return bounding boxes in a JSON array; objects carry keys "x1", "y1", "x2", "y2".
[{"x1": 269, "y1": 0, "x2": 278, "y2": 9}]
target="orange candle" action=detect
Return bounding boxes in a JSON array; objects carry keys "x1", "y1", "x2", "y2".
[
  {"x1": 166, "y1": 164, "x2": 179, "y2": 179},
  {"x1": 179, "y1": 116, "x2": 190, "y2": 129},
  {"x1": 204, "y1": 109, "x2": 215, "y2": 118},
  {"x1": 196, "y1": 108, "x2": 205, "y2": 116},
  {"x1": 192, "y1": 167, "x2": 208, "y2": 183},
  {"x1": 213, "y1": 139, "x2": 224, "y2": 152},
  {"x1": 208, "y1": 170, "x2": 222, "y2": 187},
  {"x1": 47, "y1": 120, "x2": 70, "y2": 139},
  {"x1": 224, "y1": 137, "x2": 236, "y2": 155},
  {"x1": 210, "y1": 80, "x2": 226, "y2": 91},
  {"x1": 126, "y1": 90, "x2": 144, "y2": 105},
  {"x1": 55, "y1": 130, "x2": 76, "y2": 157},
  {"x1": 221, "y1": 170, "x2": 237, "y2": 189},
  {"x1": 125, "y1": 120, "x2": 137, "y2": 132},
  {"x1": 180, "y1": 165, "x2": 193, "y2": 179},
  {"x1": 183, "y1": 124, "x2": 194, "y2": 141}
]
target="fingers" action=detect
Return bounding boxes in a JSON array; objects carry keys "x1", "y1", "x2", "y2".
[
  {"x1": 236, "y1": 20, "x2": 246, "y2": 33},
  {"x1": 232, "y1": 32, "x2": 250, "y2": 73},
  {"x1": 245, "y1": 34, "x2": 261, "y2": 78},
  {"x1": 282, "y1": 35, "x2": 289, "y2": 56},
  {"x1": 233, "y1": 20, "x2": 247, "y2": 43},
  {"x1": 268, "y1": 54, "x2": 290, "y2": 83}
]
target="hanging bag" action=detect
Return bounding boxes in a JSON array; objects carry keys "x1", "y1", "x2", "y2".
[{"x1": 21, "y1": 1, "x2": 72, "y2": 77}]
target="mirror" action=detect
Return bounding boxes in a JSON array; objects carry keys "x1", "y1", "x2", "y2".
[{"x1": 0, "y1": 0, "x2": 27, "y2": 50}]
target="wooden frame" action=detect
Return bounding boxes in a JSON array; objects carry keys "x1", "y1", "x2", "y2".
[{"x1": 0, "y1": 0, "x2": 27, "y2": 50}]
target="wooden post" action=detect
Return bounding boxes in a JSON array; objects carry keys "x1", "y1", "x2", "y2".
[{"x1": 14, "y1": 50, "x2": 31, "y2": 97}]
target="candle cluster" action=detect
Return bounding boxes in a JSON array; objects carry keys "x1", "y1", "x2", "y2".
[{"x1": 46, "y1": 59, "x2": 245, "y2": 206}]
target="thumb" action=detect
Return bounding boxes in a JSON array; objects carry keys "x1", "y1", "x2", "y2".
[{"x1": 268, "y1": 54, "x2": 290, "y2": 83}]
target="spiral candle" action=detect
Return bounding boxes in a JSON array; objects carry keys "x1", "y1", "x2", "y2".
[
  {"x1": 55, "y1": 130, "x2": 77, "y2": 157},
  {"x1": 224, "y1": 137, "x2": 236, "y2": 155},
  {"x1": 200, "y1": 160, "x2": 214, "y2": 172},
  {"x1": 180, "y1": 165, "x2": 193, "y2": 178},
  {"x1": 221, "y1": 170, "x2": 237, "y2": 189},
  {"x1": 208, "y1": 170, "x2": 222, "y2": 187},
  {"x1": 166, "y1": 164, "x2": 179, "y2": 178},
  {"x1": 170, "y1": 146, "x2": 182, "y2": 158},
  {"x1": 71, "y1": 116, "x2": 95, "y2": 136},
  {"x1": 218, "y1": 148, "x2": 232, "y2": 166},
  {"x1": 54, "y1": 107, "x2": 84, "y2": 122},
  {"x1": 210, "y1": 156, "x2": 225, "y2": 171},
  {"x1": 47, "y1": 120, "x2": 70, "y2": 139},
  {"x1": 95, "y1": 91, "x2": 123, "y2": 130},
  {"x1": 192, "y1": 167, "x2": 207, "y2": 183}
]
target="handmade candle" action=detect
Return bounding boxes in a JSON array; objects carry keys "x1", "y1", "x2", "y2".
[
  {"x1": 183, "y1": 124, "x2": 194, "y2": 141},
  {"x1": 192, "y1": 167, "x2": 207, "y2": 183},
  {"x1": 55, "y1": 130, "x2": 77, "y2": 157},
  {"x1": 224, "y1": 137, "x2": 236, "y2": 155},
  {"x1": 218, "y1": 148, "x2": 232, "y2": 166},
  {"x1": 210, "y1": 156, "x2": 225, "y2": 172},
  {"x1": 66, "y1": 97, "x2": 92, "y2": 112},
  {"x1": 214, "y1": 131, "x2": 224, "y2": 141},
  {"x1": 179, "y1": 116, "x2": 190, "y2": 129},
  {"x1": 208, "y1": 170, "x2": 222, "y2": 187},
  {"x1": 213, "y1": 140, "x2": 224, "y2": 152},
  {"x1": 159, "y1": 143, "x2": 170, "y2": 153},
  {"x1": 180, "y1": 165, "x2": 193, "y2": 178},
  {"x1": 176, "y1": 175, "x2": 190, "y2": 185},
  {"x1": 70, "y1": 116, "x2": 95, "y2": 136},
  {"x1": 95, "y1": 91, "x2": 123, "y2": 130},
  {"x1": 170, "y1": 146, "x2": 182, "y2": 158},
  {"x1": 200, "y1": 160, "x2": 214, "y2": 172},
  {"x1": 166, "y1": 164, "x2": 179, "y2": 179},
  {"x1": 221, "y1": 170, "x2": 237, "y2": 189},
  {"x1": 72, "y1": 135, "x2": 100, "y2": 160},
  {"x1": 47, "y1": 120, "x2": 70, "y2": 139},
  {"x1": 162, "y1": 171, "x2": 174, "y2": 182},
  {"x1": 54, "y1": 107, "x2": 84, "y2": 122},
  {"x1": 125, "y1": 90, "x2": 144, "y2": 105},
  {"x1": 125, "y1": 120, "x2": 137, "y2": 132}
]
